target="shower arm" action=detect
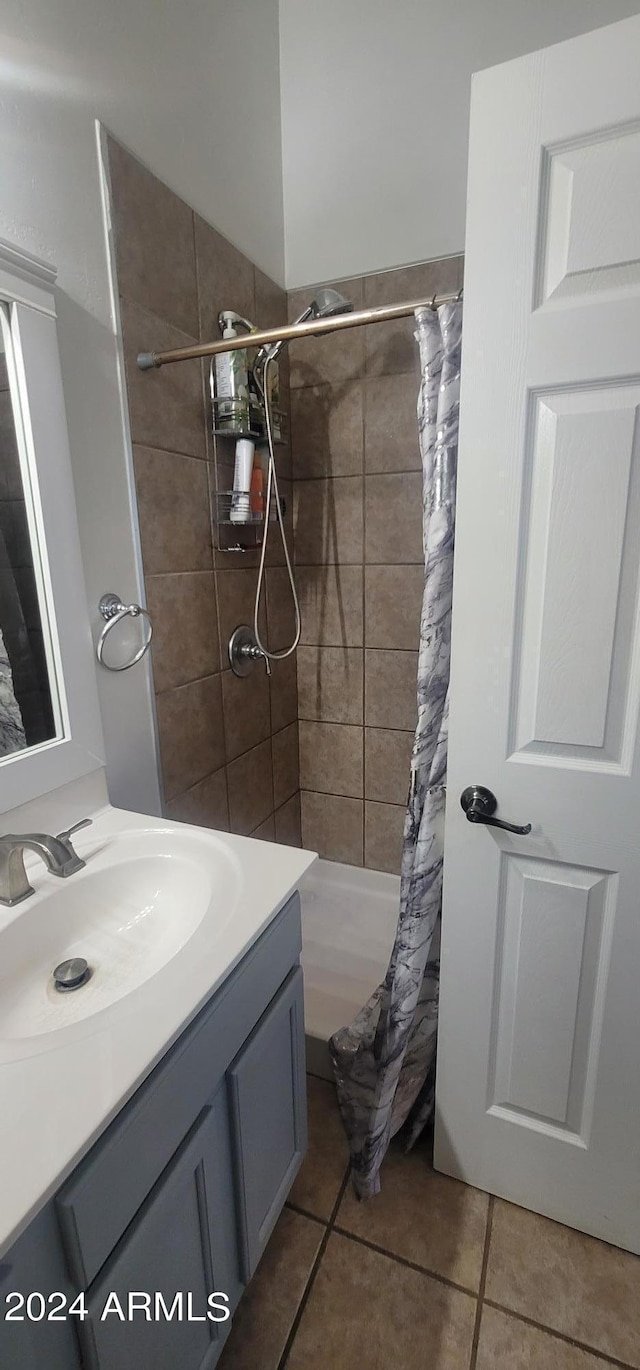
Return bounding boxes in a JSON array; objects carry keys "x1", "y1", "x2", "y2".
[{"x1": 136, "y1": 288, "x2": 462, "y2": 370}]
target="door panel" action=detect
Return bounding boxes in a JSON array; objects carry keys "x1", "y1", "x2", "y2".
[
  {"x1": 436, "y1": 12, "x2": 640, "y2": 1252},
  {"x1": 512, "y1": 386, "x2": 640, "y2": 766},
  {"x1": 489, "y1": 855, "x2": 614, "y2": 1138},
  {"x1": 539, "y1": 126, "x2": 640, "y2": 304}
]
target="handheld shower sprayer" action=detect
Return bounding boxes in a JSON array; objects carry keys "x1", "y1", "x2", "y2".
[{"x1": 252, "y1": 288, "x2": 353, "y2": 665}]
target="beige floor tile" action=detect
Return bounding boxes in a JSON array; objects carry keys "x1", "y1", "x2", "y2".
[
  {"x1": 336, "y1": 1138, "x2": 488, "y2": 1292},
  {"x1": 287, "y1": 1231, "x2": 476, "y2": 1370},
  {"x1": 476, "y1": 1306, "x2": 620, "y2": 1369},
  {"x1": 486, "y1": 1199, "x2": 640, "y2": 1367},
  {"x1": 289, "y1": 1076, "x2": 349, "y2": 1220},
  {"x1": 218, "y1": 1209, "x2": 322, "y2": 1370}
]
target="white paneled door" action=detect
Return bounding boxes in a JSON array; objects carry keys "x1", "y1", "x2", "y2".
[{"x1": 436, "y1": 13, "x2": 640, "y2": 1253}]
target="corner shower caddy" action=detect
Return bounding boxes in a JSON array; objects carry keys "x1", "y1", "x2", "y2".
[{"x1": 209, "y1": 333, "x2": 288, "y2": 554}]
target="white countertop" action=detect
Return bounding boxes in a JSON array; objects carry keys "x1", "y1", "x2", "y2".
[{"x1": 0, "y1": 804, "x2": 316, "y2": 1259}]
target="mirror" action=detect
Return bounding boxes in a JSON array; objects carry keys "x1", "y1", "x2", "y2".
[{"x1": 0, "y1": 303, "x2": 57, "y2": 759}]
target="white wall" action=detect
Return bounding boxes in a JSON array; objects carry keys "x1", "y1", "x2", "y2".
[
  {"x1": 0, "y1": 0, "x2": 283, "y2": 813},
  {"x1": 279, "y1": 0, "x2": 640, "y2": 287}
]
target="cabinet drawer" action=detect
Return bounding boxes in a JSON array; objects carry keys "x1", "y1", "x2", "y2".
[
  {"x1": 228, "y1": 966, "x2": 307, "y2": 1279},
  {"x1": 80, "y1": 1088, "x2": 239, "y2": 1370},
  {"x1": 57, "y1": 894, "x2": 301, "y2": 1288}
]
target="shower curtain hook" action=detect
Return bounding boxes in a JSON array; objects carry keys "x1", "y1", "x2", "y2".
[{"x1": 430, "y1": 293, "x2": 438, "y2": 311}]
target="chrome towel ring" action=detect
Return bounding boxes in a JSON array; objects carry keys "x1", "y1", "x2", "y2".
[{"x1": 96, "y1": 592, "x2": 153, "y2": 671}]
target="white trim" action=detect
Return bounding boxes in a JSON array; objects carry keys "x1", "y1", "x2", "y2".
[
  {"x1": 0, "y1": 250, "x2": 105, "y2": 812},
  {"x1": 0, "y1": 238, "x2": 57, "y2": 317}
]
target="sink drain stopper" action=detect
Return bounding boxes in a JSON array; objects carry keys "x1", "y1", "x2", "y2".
[{"x1": 53, "y1": 958, "x2": 92, "y2": 992}]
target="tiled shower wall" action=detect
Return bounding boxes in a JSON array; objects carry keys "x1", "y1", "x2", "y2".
[
  {"x1": 107, "y1": 137, "x2": 301, "y2": 844},
  {"x1": 289, "y1": 257, "x2": 464, "y2": 874}
]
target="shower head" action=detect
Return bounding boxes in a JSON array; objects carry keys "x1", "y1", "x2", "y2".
[
  {"x1": 310, "y1": 287, "x2": 353, "y2": 320},
  {"x1": 253, "y1": 287, "x2": 354, "y2": 385}
]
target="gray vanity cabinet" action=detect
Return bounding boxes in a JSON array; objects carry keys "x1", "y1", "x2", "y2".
[
  {"x1": 81, "y1": 1096, "x2": 236, "y2": 1370},
  {"x1": 229, "y1": 965, "x2": 306, "y2": 1278},
  {"x1": 0, "y1": 893, "x2": 306, "y2": 1370}
]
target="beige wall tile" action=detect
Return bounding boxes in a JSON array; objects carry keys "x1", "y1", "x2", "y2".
[
  {"x1": 294, "y1": 476, "x2": 363, "y2": 565},
  {"x1": 365, "y1": 564, "x2": 423, "y2": 648},
  {"x1": 288, "y1": 277, "x2": 365, "y2": 389},
  {"x1": 264, "y1": 475, "x2": 294, "y2": 569},
  {"x1": 297, "y1": 646, "x2": 363, "y2": 724},
  {"x1": 194, "y1": 213, "x2": 255, "y2": 339},
  {"x1": 290, "y1": 1076, "x2": 349, "y2": 1220},
  {"x1": 365, "y1": 649, "x2": 418, "y2": 730},
  {"x1": 156, "y1": 674, "x2": 225, "y2": 800},
  {"x1": 364, "y1": 468, "x2": 424, "y2": 558},
  {"x1": 146, "y1": 572, "x2": 219, "y2": 693},
  {"x1": 250, "y1": 814, "x2": 275, "y2": 842},
  {"x1": 298, "y1": 565, "x2": 363, "y2": 646},
  {"x1": 222, "y1": 666, "x2": 271, "y2": 762},
  {"x1": 365, "y1": 472, "x2": 423, "y2": 563},
  {"x1": 291, "y1": 382, "x2": 363, "y2": 479},
  {"x1": 216, "y1": 569, "x2": 266, "y2": 653},
  {"x1": 108, "y1": 138, "x2": 198, "y2": 337},
  {"x1": 272, "y1": 722, "x2": 300, "y2": 808},
  {"x1": 287, "y1": 1233, "x2": 476, "y2": 1370},
  {"x1": 365, "y1": 728, "x2": 413, "y2": 805},
  {"x1": 270, "y1": 652, "x2": 299, "y2": 733},
  {"x1": 217, "y1": 1209, "x2": 322, "y2": 1370},
  {"x1": 121, "y1": 299, "x2": 206, "y2": 459},
  {"x1": 301, "y1": 791, "x2": 363, "y2": 865},
  {"x1": 164, "y1": 768, "x2": 229, "y2": 832},
  {"x1": 274, "y1": 792, "x2": 302, "y2": 848},
  {"x1": 364, "y1": 257, "x2": 464, "y2": 377},
  {"x1": 266, "y1": 566, "x2": 299, "y2": 652},
  {"x1": 364, "y1": 372, "x2": 422, "y2": 473},
  {"x1": 475, "y1": 1307, "x2": 611, "y2": 1370},
  {"x1": 227, "y1": 738, "x2": 274, "y2": 836},
  {"x1": 133, "y1": 445, "x2": 212, "y2": 575},
  {"x1": 299, "y1": 721, "x2": 363, "y2": 798},
  {"x1": 486, "y1": 1199, "x2": 640, "y2": 1368},
  {"x1": 337, "y1": 1139, "x2": 488, "y2": 1292},
  {"x1": 364, "y1": 800, "x2": 405, "y2": 874}
]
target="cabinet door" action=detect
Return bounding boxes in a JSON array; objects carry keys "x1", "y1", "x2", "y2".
[
  {"x1": 228, "y1": 966, "x2": 307, "y2": 1278},
  {"x1": 0, "y1": 1207, "x2": 82, "y2": 1370},
  {"x1": 81, "y1": 1087, "x2": 240, "y2": 1370}
]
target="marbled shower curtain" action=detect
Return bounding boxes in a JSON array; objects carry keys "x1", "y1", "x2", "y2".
[{"x1": 330, "y1": 300, "x2": 462, "y2": 1198}]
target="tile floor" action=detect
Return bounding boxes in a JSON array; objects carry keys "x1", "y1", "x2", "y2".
[{"x1": 219, "y1": 1076, "x2": 640, "y2": 1370}]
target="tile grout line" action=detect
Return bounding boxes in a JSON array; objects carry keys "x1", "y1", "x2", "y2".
[
  {"x1": 281, "y1": 1187, "x2": 638, "y2": 1370},
  {"x1": 277, "y1": 1164, "x2": 352, "y2": 1370},
  {"x1": 468, "y1": 1194, "x2": 494, "y2": 1370},
  {"x1": 481, "y1": 1300, "x2": 640, "y2": 1370},
  {"x1": 330, "y1": 1224, "x2": 479, "y2": 1300},
  {"x1": 285, "y1": 1200, "x2": 330, "y2": 1229}
]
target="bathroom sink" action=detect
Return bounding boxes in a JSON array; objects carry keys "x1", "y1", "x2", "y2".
[{"x1": 0, "y1": 826, "x2": 241, "y2": 1058}]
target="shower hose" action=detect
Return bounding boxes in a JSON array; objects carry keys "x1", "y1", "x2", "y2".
[{"x1": 253, "y1": 353, "x2": 301, "y2": 663}]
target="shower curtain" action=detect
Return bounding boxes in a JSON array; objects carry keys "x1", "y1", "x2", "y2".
[{"x1": 330, "y1": 299, "x2": 462, "y2": 1198}]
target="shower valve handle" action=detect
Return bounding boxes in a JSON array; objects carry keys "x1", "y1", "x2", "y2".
[{"x1": 460, "y1": 786, "x2": 531, "y2": 835}]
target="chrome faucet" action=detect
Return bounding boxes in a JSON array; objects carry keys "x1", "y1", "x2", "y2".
[{"x1": 0, "y1": 819, "x2": 92, "y2": 907}]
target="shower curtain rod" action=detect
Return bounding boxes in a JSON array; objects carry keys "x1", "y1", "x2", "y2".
[{"x1": 136, "y1": 288, "x2": 462, "y2": 370}]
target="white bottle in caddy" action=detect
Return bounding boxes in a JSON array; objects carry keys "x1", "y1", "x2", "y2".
[{"x1": 230, "y1": 438, "x2": 255, "y2": 523}]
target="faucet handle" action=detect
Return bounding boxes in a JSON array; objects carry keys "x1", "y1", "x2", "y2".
[
  {"x1": 56, "y1": 818, "x2": 93, "y2": 844},
  {"x1": 55, "y1": 818, "x2": 92, "y2": 874}
]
